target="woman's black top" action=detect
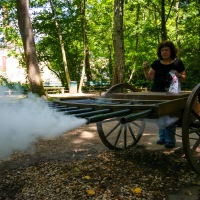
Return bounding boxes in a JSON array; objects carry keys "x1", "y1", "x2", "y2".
[{"x1": 151, "y1": 58, "x2": 185, "y2": 92}]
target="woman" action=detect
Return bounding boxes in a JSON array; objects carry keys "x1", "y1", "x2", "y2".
[{"x1": 142, "y1": 41, "x2": 186, "y2": 148}]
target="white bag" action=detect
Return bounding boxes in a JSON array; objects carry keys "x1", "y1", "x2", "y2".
[{"x1": 168, "y1": 70, "x2": 181, "y2": 93}]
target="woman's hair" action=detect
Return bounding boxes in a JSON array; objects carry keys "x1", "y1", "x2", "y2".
[{"x1": 157, "y1": 41, "x2": 178, "y2": 59}]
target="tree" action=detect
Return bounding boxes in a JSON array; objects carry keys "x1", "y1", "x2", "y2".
[
  {"x1": 1, "y1": 0, "x2": 199, "y2": 91},
  {"x1": 16, "y1": 0, "x2": 44, "y2": 96},
  {"x1": 175, "y1": 0, "x2": 181, "y2": 49},
  {"x1": 78, "y1": 0, "x2": 92, "y2": 93},
  {"x1": 112, "y1": 0, "x2": 125, "y2": 85},
  {"x1": 31, "y1": 0, "x2": 84, "y2": 88},
  {"x1": 2, "y1": 5, "x2": 8, "y2": 46},
  {"x1": 161, "y1": 0, "x2": 167, "y2": 41},
  {"x1": 49, "y1": 0, "x2": 71, "y2": 88},
  {"x1": 128, "y1": 3, "x2": 140, "y2": 83},
  {"x1": 86, "y1": 0, "x2": 113, "y2": 82}
]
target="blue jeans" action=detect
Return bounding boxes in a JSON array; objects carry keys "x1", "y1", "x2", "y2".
[{"x1": 158, "y1": 126, "x2": 176, "y2": 145}]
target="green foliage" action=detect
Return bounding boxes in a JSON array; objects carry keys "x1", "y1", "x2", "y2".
[
  {"x1": 86, "y1": 0, "x2": 114, "y2": 81},
  {"x1": 0, "y1": 75, "x2": 30, "y2": 93},
  {"x1": 123, "y1": 0, "x2": 200, "y2": 90},
  {"x1": 30, "y1": 0, "x2": 84, "y2": 87},
  {"x1": 0, "y1": 0, "x2": 199, "y2": 90}
]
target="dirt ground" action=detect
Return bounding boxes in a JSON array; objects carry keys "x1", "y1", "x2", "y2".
[
  {"x1": 0, "y1": 120, "x2": 199, "y2": 200},
  {"x1": 0, "y1": 93, "x2": 200, "y2": 199},
  {"x1": 0, "y1": 120, "x2": 186, "y2": 168}
]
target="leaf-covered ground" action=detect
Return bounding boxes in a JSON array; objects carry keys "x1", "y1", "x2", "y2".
[
  {"x1": 0, "y1": 146, "x2": 200, "y2": 200},
  {"x1": 0, "y1": 122, "x2": 200, "y2": 200}
]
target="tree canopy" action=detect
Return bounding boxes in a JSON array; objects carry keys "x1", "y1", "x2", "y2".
[{"x1": 0, "y1": 0, "x2": 199, "y2": 91}]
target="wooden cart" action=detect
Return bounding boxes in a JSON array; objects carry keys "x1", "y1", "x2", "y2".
[{"x1": 49, "y1": 83, "x2": 200, "y2": 174}]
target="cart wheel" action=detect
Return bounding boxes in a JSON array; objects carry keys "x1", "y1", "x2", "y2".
[
  {"x1": 182, "y1": 83, "x2": 200, "y2": 174},
  {"x1": 97, "y1": 118, "x2": 145, "y2": 150},
  {"x1": 104, "y1": 83, "x2": 141, "y2": 97}
]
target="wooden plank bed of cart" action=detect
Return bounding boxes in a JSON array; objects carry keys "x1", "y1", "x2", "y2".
[{"x1": 48, "y1": 83, "x2": 200, "y2": 174}]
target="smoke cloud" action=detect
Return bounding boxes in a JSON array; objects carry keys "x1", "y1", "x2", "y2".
[
  {"x1": 143, "y1": 115, "x2": 178, "y2": 128},
  {"x1": 0, "y1": 87, "x2": 87, "y2": 159}
]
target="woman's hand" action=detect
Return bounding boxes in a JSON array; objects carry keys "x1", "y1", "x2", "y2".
[
  {"x1": 173, "y1": 70, "x2": 180, "y2": 78},
  {"x1": 142, "y1": 61, "x2": 148, "y2": 70},
  {"x1": 173, "y1": 70, "x2": 186, "y2": 81},
  {"x1": 142, "y1": 61, "x2": 155, "y2": 81}
]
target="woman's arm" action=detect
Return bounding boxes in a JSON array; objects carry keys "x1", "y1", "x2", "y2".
[
  {"x1": 173, "y1": 58, "x2": 186, "y2": 82},
  {"x1": 173, "y1": 70, "x2": 186, "y2": 82},
  {"x1": 142, "y1": 61, "x2": 155, "y2": 80}
]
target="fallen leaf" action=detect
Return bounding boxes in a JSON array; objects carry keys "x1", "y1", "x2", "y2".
[
  {"x1": 86, "y1": 189, "x2": 95, "y2": 196},
  {"x1": 84, "y1": 175, "x2": 91, "y2": 180},
  {"x1": 132, "y1": 187, "x2": 142, "y2": 195},
  {"x1": 73, "y1": 167, "x2": 80, "y2": 173},
  {"x1": 73, "y1": 167, "x2": 81, "y2": 176}
]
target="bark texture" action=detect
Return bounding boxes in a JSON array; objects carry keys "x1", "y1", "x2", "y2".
[
  {"x1": 16, "y1": 0, "x2": 44, "y2": 96},
  {"x1": 113, "y1": 0, "x2": 125, "y2": 85}
]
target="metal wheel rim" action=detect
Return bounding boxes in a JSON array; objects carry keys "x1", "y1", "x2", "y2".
[
  {"x1": 182, "y1": 83, "x2": 200, "y2": 174},
  {"x1": 97, "y1": 118, "x2": 145, "y2": 150},
  {"x1": 104, "y1": 83, "x2": 140, "y2": 97}
]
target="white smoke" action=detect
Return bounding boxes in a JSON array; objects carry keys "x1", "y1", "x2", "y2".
[
  {"x1": 0, "y1": 87, "x2": 87, "y2": 159},
  {"x1": 143, "y1": 115, "x2": 178, "y2": 128},
  {"x1": 157, "y1": 115, "x2": 178, "y2": 128}
]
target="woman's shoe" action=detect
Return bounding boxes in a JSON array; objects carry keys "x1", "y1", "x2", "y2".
[
  {"x1": 165, "y1": 143, "x2": 175, "y2": 148},
  {"x1": 156, "y1": 140, "x2": 165, "y2": 145}
]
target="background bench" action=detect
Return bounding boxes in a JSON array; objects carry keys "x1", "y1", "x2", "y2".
[
  {"x1": 43, "y1": 82, "x2": 65, "y2": 94},
  {"x1": 84, "y1": 81, "x2": 110, "y2": 94}
]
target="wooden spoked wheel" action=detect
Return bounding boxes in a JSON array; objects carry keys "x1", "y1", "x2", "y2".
[
  {"x1": 98, "y1": 83, "x2": 145, "y2": 150},
  {"x1": 97, "y1": 118, "x2": 145, "y2": 150},
  {"x1": 182, "y1": 83, "x2": 200, "y2": 174},
  {"x1": 104, "y1": 83, "x2": 141, "y2": 97}
]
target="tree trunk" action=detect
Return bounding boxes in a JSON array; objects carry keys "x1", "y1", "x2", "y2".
[
  {"x1": 175, "y1": 1, "x2": 181, "y2": 51},
  {"x1": 112, "y1": 0, "x2": 125, "y2": 85},
  {"x1": 2, "y1": 6, "x2": 8, "y2": 46},
  {"x1": 79, "y1": 0, "x2": 91, "y2": 93},
  {"x1": 49, "y1": 0, "x2": 71, "y2": 88},
  {"x1": 128, "y1": 4, "x2": 140, "y2": 83},
  {"x1": 16, "y1": 0, "x2": 44, "y2": 96},
  {"x1": 161, "y1": 0, "x2": 167, "y2": 41},
  {"x1": 84, "y1": 34, "x2": 91, "y2": 82},
  {"x1": 153, "y1": 4, "x2": 160, "y2": 43}
]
